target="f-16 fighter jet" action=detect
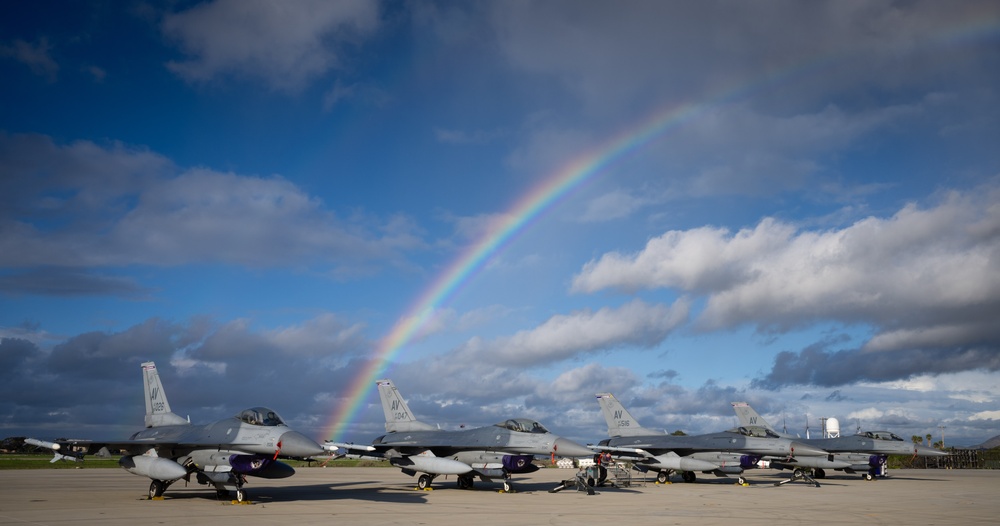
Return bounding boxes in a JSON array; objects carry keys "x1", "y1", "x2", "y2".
[
  {"x1": 732, "y1": 401, "x2": 948, "y2": 480},
  {"x1": 26, "y1": 361, "x2": 324, "y2": 502},
  {"x1": 327, "y1": 379, "x2": 592, "y2": 491},
  {"x1": 594, "y1": 393, "x2": 831, "y2": 485}
]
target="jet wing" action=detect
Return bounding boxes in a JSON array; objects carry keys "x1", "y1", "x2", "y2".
[{"x1": 25, "y1": 437, "x2": 265, "y2": 458}]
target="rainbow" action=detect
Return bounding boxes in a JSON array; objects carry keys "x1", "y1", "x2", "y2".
[
  {"x1": 320, "y1": 12, "x2": 1000, "y2": 441},
  {"x1": 321, "y1": 98, "x2": 719, "y2": 441}
]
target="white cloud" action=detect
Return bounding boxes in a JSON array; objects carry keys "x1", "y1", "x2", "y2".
[
  {"x1": 970, "y1": 411, "x2": 1000, "y2": 421},
  {"x1": 162, "y1": 0, "x2": 380, "y2": 92},
  {"x1": 455, "y1": 298, "x2": 690, "y2": 366},
  {"x1": 573, "y1": 185, "x2": 1000, "y2": 338}
]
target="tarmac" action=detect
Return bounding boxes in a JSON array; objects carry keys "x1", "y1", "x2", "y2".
[{"x1": 1, "y1": 466, "x2": 997, "y2": 525}]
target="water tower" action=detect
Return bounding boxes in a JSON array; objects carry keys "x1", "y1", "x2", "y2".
[{"x1": 826, "y1": 417, "x2": 841, "y2": 438}]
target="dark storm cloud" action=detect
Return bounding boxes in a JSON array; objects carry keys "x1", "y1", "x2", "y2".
[
  {"x1": 754, "y1": 344, "x2": 1000, "y2": 390},
  {"x1": 0, "y1": 315, "x2": 372, "y2": 437}
]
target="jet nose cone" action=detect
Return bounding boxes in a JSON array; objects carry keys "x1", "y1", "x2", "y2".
[
  {"x1": 915, "y1": 445, "x2": 949, "y2": 457},
  {"x1": 278, "y1": 431, "x2": 325, "y2": 458},
  {"x1": 790, "y1": 441, "x2": 829, "y2": 457},
  {"x1": 552, "y1": 437, "x2": 593, "y2": 458}
]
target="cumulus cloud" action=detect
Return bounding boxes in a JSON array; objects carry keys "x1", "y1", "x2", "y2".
[
  {"x1": 454, "y1": 298, "x2": 689, "y2": 367},
  {"x1": 574, "y1": 185, "x2": 1000, "y2": 385},
  {"x1": 162, "y1": 0, "x2": 380, "y2": 92},
  {"x1": 0, "y1": 133, "x2": 423, "y2": 290}
]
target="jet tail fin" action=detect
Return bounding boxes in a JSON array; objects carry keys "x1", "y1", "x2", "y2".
[
  {"x1": 376, "y1": 379, "x2": 435, "y2": 432},
  {"x1": 141, "y1": 361, "x2": 189, "y2": 428},
  {"x1": 595, "y1": 393, "x2": 659, "y2": 437}
]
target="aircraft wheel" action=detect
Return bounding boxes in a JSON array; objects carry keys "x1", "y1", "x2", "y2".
[
  {"x1": 235, "y1": 488, "x2": 247, "y2": 502},
  {"x1": 216, "y1": 489, "x2": 230, "y2": 499},
  {"x1": 417, "y1": 474, "x2": 432, "y2": 490},
  {"x1": 682, "y1": 471, "x2": 696, "y2": 483},
  {"x1": 503, "y1": 480, "x2": 511, "y2": 492},
  {"x1": 864, "y1": 473, "x2": 874, "y2": 481},
  {"x1": 814, "y1": 469, "x2": 826, "y2": 479},
  {"x1": 457, "y1": 475, "x2": 474, "y2": 489},
  {"x1": 737, "y1": 476, "x2": 747, "y2": 485},
  {"x1": 148, "y1": 480, "x2": 165, "y2": 499},
  {"x1": 656, "y1": 471, "x2": 668, "y2": 484}
]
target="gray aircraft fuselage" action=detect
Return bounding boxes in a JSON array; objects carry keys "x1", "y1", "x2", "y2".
[
  {"x1": 598, "y1": 429, "x2": 828, "y2": 458},
  {"x1": 374, "y1": 418, "x2": 590, "y2": 458},
  {"x1": 799, "y1": 431, "x2": 946, "y2": 456}
]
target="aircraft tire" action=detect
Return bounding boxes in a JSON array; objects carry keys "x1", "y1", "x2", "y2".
[
  {"x1": 503, "y1": 480, "x2": 511, "y2": 492},
  {"x1": 418, "y1": 474, "x2": 432, "y2": 490},
  {"x1": 682, "y1": 471, "x2": 696, "y2": 483},
  {"x1": 656, "y1": 471, "x2": 669, "y2": 484},
  {"x1": 457, "y1": 475, "x2": 474, "y2": 489},
  {"x1": 737, "y1": 476, "x2": 747, "y2": 485},
  {"x1": 216, "y1": 489, "x2": 230, "y2": 499},
  {"x1": 148, "y1": 480, "x2": 165, "y2": 499},
  {"x1": 236, "y1": 488, "x2": 246, "y2": 502},
  {"x1": 814, "y1": 469, "x2": 826, "y2": 479}
]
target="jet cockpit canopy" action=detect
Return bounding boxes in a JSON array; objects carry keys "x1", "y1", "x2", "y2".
[
  {"x1": 736, "y1": 426, "x2": 781, "y2": 438},
  {"x1": 237, "y1": 407, "x2": 285, "y2": 427},
  {"x1": 497, "y1": 418, "x2": 549, "y2": 434},
  {"x1": 862, "y1": 431, "x2": 903, "y2": 441}
]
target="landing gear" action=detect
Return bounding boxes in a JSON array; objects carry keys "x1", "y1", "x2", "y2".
[
  {"x1": 148, "y1": 480, "x2": 166, "y2": 499},
  {"x1": 656, "y1": 471, "x2": 669, "y2": 484},
  {"x1": 457, "y1": 475, "x2": 475, "y2": 489},
  {"x1": 681, "y1": 471, "x2": 697, "y2": 483},
  {"x1": 502, "y1": 472, "x2": 513, "y2": 493},
  {"x1": 813, "y1": 469, "x2": 826, "y2": 479},
  {"x1": 417, "y1": 474, "x2": 434, "y2": 490},
  {"x1": 737, "y1": 476, "x2": 747, "y2": 485},
  {"x1": 234, "y1": 474, "x2": 248, "y2": 502},
  {"x1": 863, "y1": 473, "x2": 874, "y2": 481},
  {"x1": 216, "y1": 489, "x2": 230, "y2": 500}
]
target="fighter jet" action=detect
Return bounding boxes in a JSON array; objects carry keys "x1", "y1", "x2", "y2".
[
  {"x1": 326, "y1": 379, "x2": 592, "y2": 491},
  {"x1": 25, "y1": 361, "x2": 324, "y2": 502},
  {"x1": 593, "y1": 393, "x2": 831, "y2": 485},
  {"x1": 732, "y1": 401, "x2": 948, "y2": 480}
]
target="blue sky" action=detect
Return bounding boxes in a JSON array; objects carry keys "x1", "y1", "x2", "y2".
[{"x1": 2, "y1": 1, "x2": 999, "y2": 448}]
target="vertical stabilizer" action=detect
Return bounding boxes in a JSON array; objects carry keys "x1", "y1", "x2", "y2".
[
  {"x1": 141, "y1": 362, "x2": 189, "y2": 428},
  {"x1": 595, "y1": 393, "x2": 658, "y2": 437},
  {"x1": 376, "y1": 379, "x2": 435, "y2": 432}
]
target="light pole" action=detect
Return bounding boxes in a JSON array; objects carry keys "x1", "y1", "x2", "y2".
[{"x1": 938, "y1": 425, "x2": 946, "y2": 449}]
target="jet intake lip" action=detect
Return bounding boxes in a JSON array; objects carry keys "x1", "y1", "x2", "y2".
[
  {"x1": 277, "y1": 431, "x2": 325, "y2": 458},
  {"x1": 552, "y1": 437, "x2": 594, "y2": 458}
]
